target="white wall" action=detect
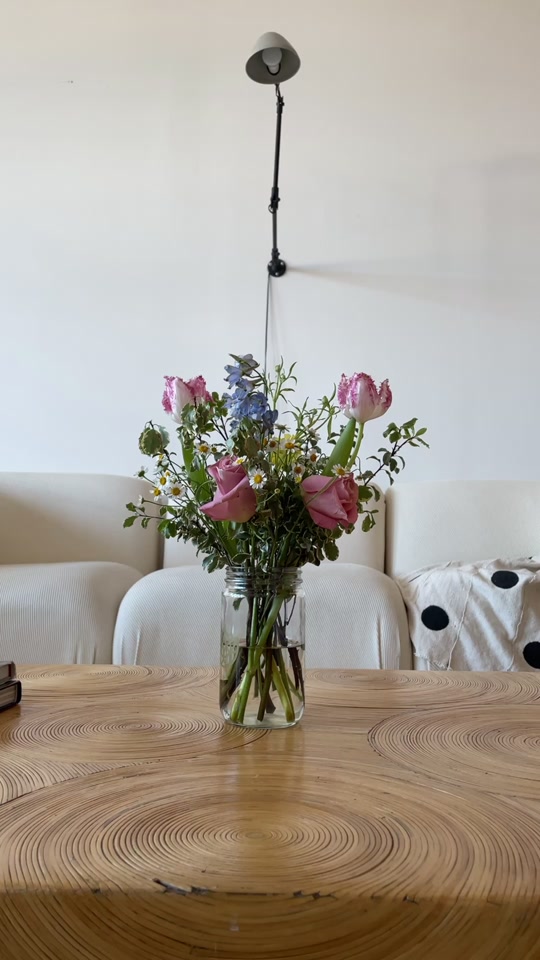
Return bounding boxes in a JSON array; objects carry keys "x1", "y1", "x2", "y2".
[{"x1": 1, "y1": 0, "x2": 539, "y2": 482}]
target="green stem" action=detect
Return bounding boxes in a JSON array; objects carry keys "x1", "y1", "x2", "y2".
[
  {"x1": 347, "y1": 421, "x2": 364, "y2": 471},
  {"x1": 256, "y1": 653, "x2": 274, "y2": 722},
  {"x1": 271, "y1": 656, "x2": 295, "y2": 723},
  {"x1": 275, "y1": 649, "x2": 296, "y2": 715},
  {"x1": 230, "y1": 669, "x2": 253, "y2": 723},
  {"x1": 231, "y1": 594, "x2": 285, "y2": 724},
  {"x1": 283, "y1": 664, "x2": 303, "y2": 702}
]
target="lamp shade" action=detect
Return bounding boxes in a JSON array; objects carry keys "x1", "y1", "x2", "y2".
[{"x1": 246, "y1": 32, "x2": 301, "y2": 84}]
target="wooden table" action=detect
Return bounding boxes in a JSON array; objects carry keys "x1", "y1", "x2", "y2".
[{"x1": 1, "y1": 667, "x2": 540, "y2": 959}]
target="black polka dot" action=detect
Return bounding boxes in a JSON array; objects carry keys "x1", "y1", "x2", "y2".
[
  {"x1": 491, "y1": 570, "x2": 519, "y2": 589},
  {"x1": 523, "y1": 642, "x2": 540, "y2": 669},
  {"x1": 421, "y1": 606, "x2": 450, "y2": 631}
]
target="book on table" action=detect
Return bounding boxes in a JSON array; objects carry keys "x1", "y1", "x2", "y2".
[
  {"x1": 0, "y1": 679, "x2": 21, "y2": 712},
  {"x1": 0, "y1": 662, "x2": 16, "y2": 684}
]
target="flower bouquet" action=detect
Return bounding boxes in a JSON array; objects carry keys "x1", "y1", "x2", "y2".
[{"x1": 126, "y1": 355, "x2": 427, "y2": 727}]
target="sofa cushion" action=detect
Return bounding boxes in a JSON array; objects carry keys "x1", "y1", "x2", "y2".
[
  {"x1": 397, "y1": 558, "x2": 540, "y2": 671},
  {"x1": 113, "y1": 563, "x2": 411, "y2": 669},
  {"x1": 0, "y1": 561, "x2": 142, "y2": 664}
]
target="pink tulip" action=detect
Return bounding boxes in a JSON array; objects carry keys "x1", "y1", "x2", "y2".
[
  {"x1": 301, "y1": 474, "x2": 359, "y2": 530},
  {"x1": 162, "y1": 375, "x2": 212, "y2": 423},
  {"x1": 338, "y1": 373, "x2": 392, "y2": 423},
  {"x1": 200, "y1": 456, "x2": 257, "y2": 523}
]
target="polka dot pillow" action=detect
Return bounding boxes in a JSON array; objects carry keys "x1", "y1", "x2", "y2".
[{"x1": 396, "y1": 558, "x2": 540, "y2": 671}]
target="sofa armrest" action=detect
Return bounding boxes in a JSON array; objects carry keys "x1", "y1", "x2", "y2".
[
  {"x1": 0, "y1": 561, "x2": 142, "y2": 664},
  {"x1": 113, "y1": 564, "x2": 411, "y2": 669}
]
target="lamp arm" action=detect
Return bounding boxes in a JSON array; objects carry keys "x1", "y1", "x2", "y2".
[{"x1": 268, "y1": 85, "x2": 286, "y2": 278}]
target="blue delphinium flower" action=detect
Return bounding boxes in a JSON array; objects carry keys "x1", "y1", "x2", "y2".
[
  {"x1": 224, "y1": 355, "x2": 278, "y2": 431},
  {"x1": 224, "y1": 365, "x2": 245, "y2": 387},
  {"x1": 224, "y1": 354, "x2": 259, "y2": 387}
]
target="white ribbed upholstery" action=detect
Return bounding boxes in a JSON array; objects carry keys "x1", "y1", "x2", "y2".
[
  {"x1": 163, "y1": 493, "x2": 386, "y2": 572},
  {"x1": 0, "y1": 562, "x2": 142, "y2": 664},
  {"x1": 386, "y1": 481, "x2": 540, "y2": 579},
  {"x1": 0, "y1": 473, "x2": 161, "y2": 576},
  {"x1": 303, "y1": 564, "x2": 411, "y2": 669},
  {"x1": 113, "y1": 563, "x2": 410, "y2": 669}
]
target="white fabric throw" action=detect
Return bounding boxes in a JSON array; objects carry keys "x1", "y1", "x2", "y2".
[{"x1": 397, "y1": 558, "x2": 540, "y2": 671}]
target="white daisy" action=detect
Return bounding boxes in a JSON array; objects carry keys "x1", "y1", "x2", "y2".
[
  {"x1": 280, "y1": 434, "x2": 299, "y2": 452},
  {"x1": 249, "y1": 468, "x2": 266, "y2": 489},
  {"x1": 196, "y1": 440, "x2": 211, "y2": 456},
  {"x1": 234, "y1": 456, "x2": 247, "y2": 465},
  {"x1": 307, "y1": 449, "x2": 319, "y2": 464},
  {"x1": 151, "y1": 486, "x2": 164, "y2": 501},
  {"x1": 292, "y1": 463, "x2": 305, "y2": 484},
  {"x1": 265, "y1": 438, "x2": 279, "y2": 452},
  {"x1": 165, "y1": 481, "x2": 184, "y2": 498},
  {"x1": 332, "y1": 464, "x2": 348, "y2": 477},
  {"x1": 137, "y1": 494, "x2": 145, "y2": 507}
]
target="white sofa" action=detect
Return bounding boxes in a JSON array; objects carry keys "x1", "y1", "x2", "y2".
[
  {"x1": 3, "y1": 474, "x2": 540, "y2": 669},
  {"x1": 0, "y1": 474, "x2": 160, "y2": 664},
  {"x1": 114, "y1": 479, "x2": 540, "y2": 670}
]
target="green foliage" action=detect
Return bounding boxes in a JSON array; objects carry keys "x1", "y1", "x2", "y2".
[{"x1": 139, "y1": 423, "x2": 169, "y2": 457}]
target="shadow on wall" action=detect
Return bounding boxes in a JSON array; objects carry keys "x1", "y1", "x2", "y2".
[{"x1": 290, "y1": 153, "x2": 540, "y2": 321}]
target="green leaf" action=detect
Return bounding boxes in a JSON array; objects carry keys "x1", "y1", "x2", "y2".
[
  {"x1": 202, "y1": 554, "x2": 220, "y2": 573},
  {"x1": 323, "y1": 419, "x2": 357, "y2": 476},
  {"x1": 139, "y1": 424, "x2": 169, "y2": 456},
  {"x1": 123, "y1": 516, "x2": 136, "y2": 528},
  {"x1": 182, "y1": 438, "x2": 209, "y2": 504},
  {"x1": 126, "y1": 502, "x2": 137, "y2": 512},
  {"x1": 324, "y1": 541, "x2": 339, "y2": 561},
  {"x1": 141, "y1": 516, "x2": 150, "y2": 529},
  {"x1": 362, "y1": 515, "x2": 373, "y2": 532},
  {"x1": 244, "y1": 435, "x2": 260, "y2": 458}
]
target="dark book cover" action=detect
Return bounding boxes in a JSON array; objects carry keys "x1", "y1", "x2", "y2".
[
  {"x1": 0, "y1": 680, "x2": 22, "y2": 712},
  {"x1": 0, "y1": 662, "x2": 16, "y2": 684}
]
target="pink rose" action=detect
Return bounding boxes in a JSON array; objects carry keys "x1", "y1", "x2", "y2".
[
  {"x1": 301, "y1": 474, "x2": 359, "y2": 530},
  {"x1": 338, "y1": 373, "x2": 392, "y2": 423},
  {"x1": 200, "y1": 456, "x2": 257, "y2": 523},
  {"x1": 162, "y1": 375, "x2": 212, "y2": 423}
]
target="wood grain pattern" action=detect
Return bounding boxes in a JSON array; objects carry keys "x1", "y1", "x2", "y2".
[{"x1": 1, "y1": 666, "x2": 540, "y2": 959}]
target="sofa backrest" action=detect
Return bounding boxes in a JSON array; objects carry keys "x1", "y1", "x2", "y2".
[
  {"x1": 0, "y1": 473, "x2": 161, "y2": 576},
  {"x1": 163, "y1": 493, "x2": 386, "y2": 572},
  {"x1": 386, "y1": 481, "x2": 540, "y2": 578}
]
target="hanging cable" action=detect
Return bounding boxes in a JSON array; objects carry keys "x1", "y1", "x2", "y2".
[{"x1": 264, "y1": 272, "x2": 271, "y2": 377}]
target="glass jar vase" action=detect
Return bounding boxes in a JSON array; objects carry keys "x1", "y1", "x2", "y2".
[{"x1": 220, "y1": 567, "x2": 305, "y2": 728}]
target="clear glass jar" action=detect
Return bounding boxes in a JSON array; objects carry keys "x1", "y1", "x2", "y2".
[{"x1": 220, "y1": 567, "x2": 305, "y2": 728}]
